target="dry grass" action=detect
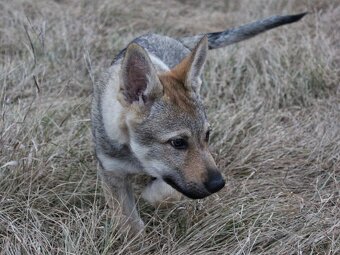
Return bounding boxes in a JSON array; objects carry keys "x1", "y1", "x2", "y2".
[{"x1": 1, "y1": 0, "x2": 339, "y2": 254}]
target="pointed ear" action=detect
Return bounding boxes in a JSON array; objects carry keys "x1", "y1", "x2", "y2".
[
  {"x1": 119, "y1": 43, "x2": 163, "y2": 105},
  {"x1": 172, "y1": 36, "x2": 208, "y2": 93}
]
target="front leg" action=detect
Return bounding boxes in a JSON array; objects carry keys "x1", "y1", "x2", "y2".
[
  {"x1": 98, "y1": 165, "x2": 144, "y2": 234},
  {"x1": 142, "y1": 178, "x2": 182, "y2": 207}
]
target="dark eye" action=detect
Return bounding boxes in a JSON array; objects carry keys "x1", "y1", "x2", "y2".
[
  {"x1": 170, "y1": 138, "x2": 188, "y2": 150},
  {"x1": 205, "y1": 130, "x2": 211, "y2": 142}
]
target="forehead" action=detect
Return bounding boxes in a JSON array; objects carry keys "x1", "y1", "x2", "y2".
[
  {"x1": 159, "y1": 74, "x2": 196, "y2": 114},
  {"x1": 152, "y1": 100, "x2": 206, "y2": 126},
  {"x1": 143, "y1": 77, "x2": 207, "y2": 135}
]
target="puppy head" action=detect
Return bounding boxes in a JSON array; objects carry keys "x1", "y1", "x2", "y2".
[{"x1": 119, "y1": 36, "x2": 225, "y2": 198}]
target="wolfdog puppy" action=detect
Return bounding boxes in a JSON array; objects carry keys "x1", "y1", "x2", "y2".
[{"x1": 91, "y1": 13, "x2": 306, "y2": 233}]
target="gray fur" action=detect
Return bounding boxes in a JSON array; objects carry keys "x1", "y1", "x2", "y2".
[{"x1": 92, "y1": 68, "x2": 142, "y2": 166}]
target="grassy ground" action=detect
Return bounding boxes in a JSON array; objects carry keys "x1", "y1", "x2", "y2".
[{"x1": 0, "y1": 0, "x2": 339, "y2": 254}]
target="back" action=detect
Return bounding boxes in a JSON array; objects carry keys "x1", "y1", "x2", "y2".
[{"x1": 113, "y1": 34, "x2": 190, "y2": 68}]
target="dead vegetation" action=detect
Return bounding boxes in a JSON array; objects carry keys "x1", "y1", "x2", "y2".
[{"x1": 0, "y1": 0, "x2": 339, "y2": 254}]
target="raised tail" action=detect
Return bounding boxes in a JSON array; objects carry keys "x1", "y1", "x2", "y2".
[{"x1": 178, "y1": 12, "x2": 307, "y2": 50}]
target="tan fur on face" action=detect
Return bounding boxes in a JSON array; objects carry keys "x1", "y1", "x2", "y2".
[
  {"x1": 170, "y1": 54, "x2": 192, "y2": 82},
  {"x1": 158, "y1": 73, "x2": 196, "y2": 113},
  {"x1": 157, "y1": 38, "x2": 207, "y2": 113},
  {"x1": 182, "y1": 148, "x2": 207, "y2": 183},
  {"x1": 182, "y1": 147, "x2": 218, "y2": 184}
]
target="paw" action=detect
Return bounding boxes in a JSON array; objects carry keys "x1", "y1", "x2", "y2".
[
  {"x1": 128, "y1": 218, "x2": 145, "y2": 236},
  {"x1": 142, "y1": 178, "x2": 182, "y2": 207},
  {"x1": 119, "y1": 215, "x2": 145, "y2": 236}
]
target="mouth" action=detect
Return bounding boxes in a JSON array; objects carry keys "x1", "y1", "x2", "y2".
[{"x1": 163, "y1": 176, "x2": 211, "y2": 199}]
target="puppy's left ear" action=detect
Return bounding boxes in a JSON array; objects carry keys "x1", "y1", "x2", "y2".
[{"x1": 172, "y1": 36, "x2": 208, "y2": 93}]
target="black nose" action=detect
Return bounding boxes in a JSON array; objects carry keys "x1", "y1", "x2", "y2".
[{"x1": 204, "y1": 170, "x2": 225, "y2": 193}]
